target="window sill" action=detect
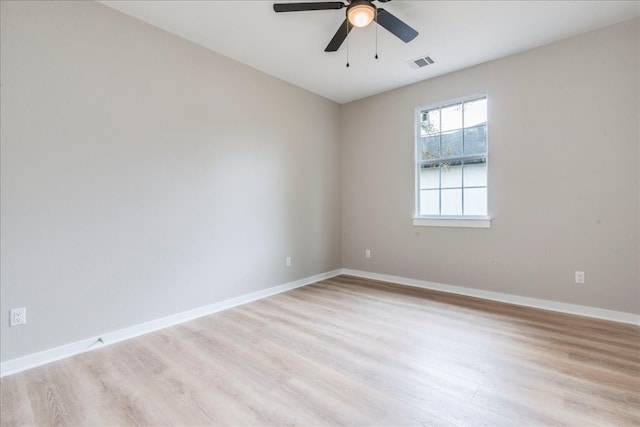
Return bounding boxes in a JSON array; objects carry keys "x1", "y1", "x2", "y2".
[{"x1": 413, "y1": 216, "x2": 491, "y2": 228}]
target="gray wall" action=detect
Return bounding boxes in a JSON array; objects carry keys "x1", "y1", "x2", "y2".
[
  {"x1": 341, "y1": 18, "x2": 640, "y2": 314},
  {"x1": 0, "y1": 1, "x2": 342, "y2": 362}
]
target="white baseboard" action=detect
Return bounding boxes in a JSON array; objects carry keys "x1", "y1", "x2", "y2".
[
  {"x1": 3, "y1": 268, "x2": 637, "y2": 377},
  {"x1": 0, "y1": 269, "x2": 342, "y2": 378},
  {"x1": 341, "y1": 269, "x2": 640, "y2": 326}
]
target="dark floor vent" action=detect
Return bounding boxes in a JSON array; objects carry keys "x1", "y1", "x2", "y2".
[{"x1": 409, "y1": 55, "x2": 435, "y2": 69}]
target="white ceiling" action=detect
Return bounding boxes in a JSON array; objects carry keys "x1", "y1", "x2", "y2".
[{"x1": 100, "y1": 0, "x2": 640, "y2": 104}]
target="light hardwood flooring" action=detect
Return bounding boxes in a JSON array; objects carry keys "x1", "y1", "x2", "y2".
[{"x1": 1, "y1": 275, "x2": 639, "y2": 426}]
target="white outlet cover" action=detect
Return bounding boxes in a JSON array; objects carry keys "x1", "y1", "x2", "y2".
[{"x1": 9, "y1": 307, "x2": 26, "y2": 327}]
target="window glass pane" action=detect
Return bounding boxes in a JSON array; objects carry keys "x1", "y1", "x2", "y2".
[
  {"x1": 421, "y1": 109, "x2": 440, "y2": 136},
  {"x1": 419, "y1": 164, "x2": 440, "y2": 189},
  {"x1": 440, "y1": 103, "x2": 462, "y2": 132},
  {"x1": 441, "y1": 189, "x2": 462, "y2": 215},
  {"x1": 441, "y1": 130, "x2": 462, "y2": 159},
  {"x1": 416, "y1": 96, "x2": 488, "y2": 219},
  {"x1": 463, "y1": 160, "x2": 487, "y2": 187},
  {"x1": 463, "y1": 188, "x2": 487, "y2": 215},
  {"x1": 464, "y1": 98, "x2": 487, "y2": 128},
  {"x1": 421, "y1": 136, "x2": 440, "y2": 160},
  {"x1": 441, "y1": 163, "x2": 462, "y2": 188},
  {"x1": 463, "y1": 125, "x2": 487, "y2": 155},
  {"x1": 420, "y1": 189, "x2": 440, "y2": 215}
]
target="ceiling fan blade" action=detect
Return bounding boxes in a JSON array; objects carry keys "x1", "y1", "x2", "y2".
[
  {"x1": 376, "y1": 8, "x2": 418, "y2": 43},
  {"x1": 273, "y1": 2, "x2": 345, "y2": 12},
  {"x1": 324, "y1": 18, "x2": 353, "y2": 52}
]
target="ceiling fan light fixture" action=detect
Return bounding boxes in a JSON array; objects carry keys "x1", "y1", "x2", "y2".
[{"x1": 347, "y1": 3, "x2": 375, "y2": 28}]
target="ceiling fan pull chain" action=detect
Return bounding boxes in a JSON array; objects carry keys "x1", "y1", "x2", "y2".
[
  {"x1": 346, "y1": 21, "x2": 350, "y2": 67},
  {"x1": 375, "y1": 7, "x2": 379, "y2": 59}
]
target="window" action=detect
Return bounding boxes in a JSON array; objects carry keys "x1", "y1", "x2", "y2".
[{"x1": 415, "y1": 96, "x2": 489, "y2": 227}]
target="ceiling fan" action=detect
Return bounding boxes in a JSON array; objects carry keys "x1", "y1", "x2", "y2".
[{"x1": 273, "y1": 0, "x2": 419, "y2": 52}]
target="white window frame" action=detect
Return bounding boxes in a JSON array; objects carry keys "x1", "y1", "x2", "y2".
[{"x1": 413, "y1": 94, "x2": 491, "y2": 229}]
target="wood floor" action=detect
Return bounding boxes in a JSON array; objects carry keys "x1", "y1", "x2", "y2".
[{"x1": 1, "y1": 275, "x2": 639, "y2": 426}]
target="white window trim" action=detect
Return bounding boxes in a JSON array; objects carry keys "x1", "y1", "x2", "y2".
[
  {"x1": 412, "y1": 216, "x2": 491, "y2": 229},
  {"x1": 414, "y1": 93, "x2": 490, "y2": 227}
]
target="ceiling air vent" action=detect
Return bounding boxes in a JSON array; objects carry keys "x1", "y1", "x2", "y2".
[{"x1": 408, "y1": 55, "x2": 435, "y2": 70}]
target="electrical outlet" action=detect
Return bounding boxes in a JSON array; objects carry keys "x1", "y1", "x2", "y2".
[
  {"x1": 575, "y1": 271, "x2": 585, "y2": 284},
  {"x1": 9, "y1": 307, "x2": 26, "y2": 327},
  {"x1": 286, "y1": 257, "x2": 291, "y2": 267},
  {"x1": 365, "y1": 249, "x2": 371, "y2": 258}
]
